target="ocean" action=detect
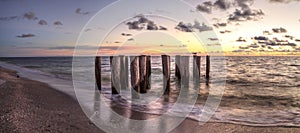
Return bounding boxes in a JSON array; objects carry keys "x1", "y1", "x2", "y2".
[{"x1": 0, "y1": 56, "x2": 299, "y2": 127}]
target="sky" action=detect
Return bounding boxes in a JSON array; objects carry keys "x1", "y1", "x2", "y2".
[{"x1": 0, "y1": 0, "x2": 299, "y2": 57}]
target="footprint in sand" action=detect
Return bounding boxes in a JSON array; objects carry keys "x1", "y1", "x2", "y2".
[{"x1": 0, "y1": 79, "x2": 6, "y2": 86}]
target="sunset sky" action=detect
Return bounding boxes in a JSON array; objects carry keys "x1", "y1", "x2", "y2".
[{"x1": 0, "y1": 0, "x2": 299, "y2": 57}]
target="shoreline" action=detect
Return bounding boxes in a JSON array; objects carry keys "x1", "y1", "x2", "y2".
[{"x1": 0, "y1": 63, "x2": 300, "y2": 132}]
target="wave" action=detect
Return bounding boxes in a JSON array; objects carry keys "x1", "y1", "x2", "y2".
[{"x1": 1, "y1": 60, "x2": 300, "y2": 127}]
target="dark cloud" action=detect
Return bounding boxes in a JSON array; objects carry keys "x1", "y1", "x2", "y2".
[
  {"x1": 196, "y1": 1, "x2": 213, "y2": 13},
  {"x1": 284, "y1": 35, "x2": 294, "y2": 40},
  {"x1": 213, "y1": 22, "x2": 227, "y2": 28},
  {"x1": 147, "y1": 21, "x2": 158, "y2": 30},
  {"x1": 175, "y1": 22, "x2": 193, "y2": 32},
  {"x1": 253, "y1": 36, "x2": 268, "y2": 41},
  {"x1": 159, "y1": 26, "x2": 167, "y2": 30},
  {"x1": 272, "y1": 27, "x2": 287, "y2": 33},
  {"x1": 75, "y1": 8, "x2": 90, "y2": 15},
  {"x1": 236, "y1": 37, "x2": 246, "y2": 42},
  {"x1": 23, "y1": 12, "x2": 38, "y2": 20},
  {"x1": 214, "y1": 0, "x2": 232, "y2": 10},
  {"x1": 219, "y1": 30, "x2": 231, "y2": 34},
  {"x1": 121, "y1": 33, "x2": 132, "y2": 36},
  {"x1": 263, "y1": 30, "x2": 272, "y2": 35},
  {"x1": 175, "y1": 21, "x2": 213, "y2": 32},
  {"x1": 0, "y1": 16, "x2": 19, "y2": 21},
  {"x1": 53, "y1": 21, "x2": 63, "y2": 26},
  {"x1": 269, "y1": 0, "x2": 300, "y2": 3},
  {"x1": 127, "y1": 38, "x2": 134, "y2": 41},
  {"x1": 208, "y1": 38, "x2": 219, "y2": 41},
  {"x1": 38, "y1": 19, "x2": 47, "y2": 25},
  {"x1": 126, "y1": 15, "x2": 166, "y2": 31},
  {"x1": 295, "y1": 39, "x2": 300, "y2": 42},
  {"x1": 228, "y1": 8, "x2": 264, "y2": 21},
  {"x1": 16, "y1": 34, "x2": 35, "y2": 38}
]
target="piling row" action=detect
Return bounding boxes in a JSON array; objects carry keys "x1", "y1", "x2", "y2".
[{"x1": 95, "y1": 55, "x2": 211, "y2": 95}]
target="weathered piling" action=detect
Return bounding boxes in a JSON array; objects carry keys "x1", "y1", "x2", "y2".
[
  {"x1": 146, "y1": 55, "x2": 151, "y2": 90},
  {"x1": 139, "y1": 55, "x2": 147, "y2": 93},
  {"x1": 95, "y1": 56, "x2": 101, "y2": 91},
  {"x1": 180, "y1": 56, "x2": 190, "y2": 87},
  {"x1": 206, "y1": 55, "x2": 210, "y2": 85},
  {"x1": 110, "y1": 56, "x2": 121, "y2": 94},
  {"x1": 162, "y1": 55, "x2": 171, "y2": 94},
  {"x1": 175, "y1": 55, "x2": 181, "y2": 79},
  {"x1": 120, "y1": 55, "x2": 127, "y2": 90},
  {"x1": 125, "y1": 56, "x2": 129, "y2": 87},
  {"x1": 130, "y1": 56, "x2": 140, "y2": 98},
  {"x1": 193, "y1": 55, "x2": 201, "y2": 80}
]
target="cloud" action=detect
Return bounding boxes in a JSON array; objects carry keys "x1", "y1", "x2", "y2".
[
  {"x1": 196, "y1": 1, "x2": 213, "y2": 13},
  {"x1": 121, "y1": 33, "x2": 132, "y2": 36},
  {"x1": 208, "y1": 38, "x2": 219, "y2": 41},
  {"x1": 0, "y1": 16, "x2": 19, "y2": 21},
  {"x1": 75, "y1": 8, "x2": 90, "y2": 15},
  {"x1": 53, "y1": 21, "x2": 63, "y2": 26},
  {"x1": 253, "y1": 36, "x2": 268, "y2": 41},
  {"x1": 228, "y1": 8, "x2": 264, "y2": 21},
  {"x1": 84, "y1": 28, "x2": 92, "y2": 32},
  {"x1": 213, "y1": 22, "x2": 227, "y2": 28},
  {"x1": 126, "y1": 15, "x2": 167, "y2": 31},
  {"x1": 236, "y1": 37, "x2": 246, "y2": 42},
  {"x1": 159, "y1": 26, "x2": 168, "y2": 30},
  {"x1": 128, "y1": 38, "x2": 134, "y2": 41},
  {"x1": 214, "y1": 0, "x2": 232, "y2": 10},
  {"x1": 175, "y1": 22, "x2": 193, "y2": 32},
  {"x1": 16, "y1": 34, "x2": 35, "y2": 38},
  {"x1": 47, "y1": 45, "x2": 122, "y2": 51},
  {"x1": 272, "y1": 27, "x2": 287, "y2": 33},
  {"x1": 23, "y1": 12, "x2": 38, "y2": 20},
  {"x1": 175, "y1": 21, "x2": 213, "y2": 32},
  {"x1": 219, "y1": 30, "x2": 231, "y2": 34},
  {"x1": 269, "y1": 0, "x2": 300, "y2": 3},
  {"x1": 38, "y1": 19, "x2": 47, "y2": 25}
]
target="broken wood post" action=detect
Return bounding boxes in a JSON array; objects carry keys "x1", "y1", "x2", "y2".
[
  {"x1": 95, "y1": 56, "x2": 101, "y2": 91},
  {"x1": 175, "y1": 55, "x2": 181, "y2": 79},
  {"x1": 130, "y1": 56, "x2": 140, "y2": 99},
  {"x1": 139, "y1": 55, "x2": 147, "y2": 93},
  {"x1": 180, "y1": 56, "x2": 190, "y2": 87},
  {"x1": 162, "y1": 55, "x2": 171, "y2": 94},
  {"x1": 193, "y1": 55, "x2": 201, "y2": 81},
  {"x1": 206, "y1": 55, "x2": 210, "y2": 85},
  {"x1": 120, "y1": 55, "x2": 127, "y2": 90},
  {"x1": 110, "y1": 56, "x2": 121, "y2": 94},
  {"x1": 125, "y1": 56, "x2": 129, "y2": 88},
  {"x1": 146, "y1": 55, "x2": 151, "y2": 90}
]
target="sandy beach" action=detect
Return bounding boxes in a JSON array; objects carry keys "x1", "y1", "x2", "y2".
[{"x1": 0, "y1": 66, "x2": 299, "y2": 133}]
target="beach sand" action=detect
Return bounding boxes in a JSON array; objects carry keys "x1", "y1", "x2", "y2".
[{"x1": 0, "y1": 67, "x2": 299, "y2": 133}]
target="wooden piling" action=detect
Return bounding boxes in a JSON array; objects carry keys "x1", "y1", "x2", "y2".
[
  {"x1": 125, "y1": 56, "x2": 129, "y2": 88},
  {"x1": 193, "y1": 55, "x2": 201, "y2": 80},
  {"x1": 120, "y1": 55, "x2": 127, "y2": 90},
  {"x1": 206, "y1": 55, "x2": 210, "y2": 85},
  {"x1": 110, "y1": 56, "x2": 121, "y2": 94},
  {"x1": 146, "y1": 55, "x2": 151, "y2": 90},
  {"x1": 180, "y1": 56, "x2": 190, "y2": 87},
  {"x1": 175, "y1": 55, "x2": 181, "y2": 79},
  {"x1": 130, "y1": 56, "x2": 140, "y2": 98},
  {"x1": 95, "y1": 56, "x2": 101, "y2": 91},
  {"x1": 139, "y1": 55, "x2": 147, "y2": 93},
  {"x1": 162, "y1": 55, "x2": 171, "y2": 94}
]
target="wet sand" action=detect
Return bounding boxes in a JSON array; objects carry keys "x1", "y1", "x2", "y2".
[{"x1": 0, "y1": 66, "x2": 299, "y2": 133}]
